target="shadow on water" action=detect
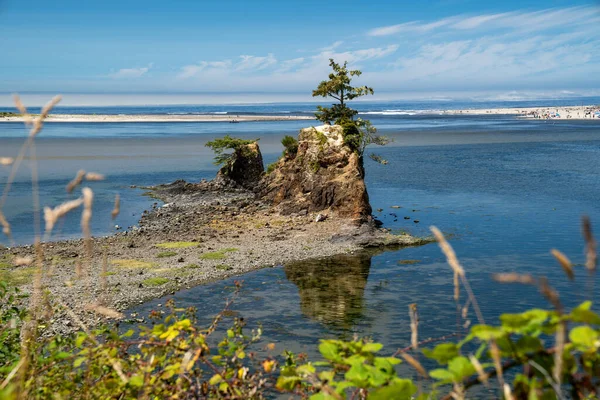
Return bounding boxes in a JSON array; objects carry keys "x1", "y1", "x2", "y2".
[{"x1": 284, "y1": 252, "x2": 372, "y2": 330}]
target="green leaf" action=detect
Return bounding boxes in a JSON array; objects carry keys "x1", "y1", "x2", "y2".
[
  {"x1": 121, "y1": 329, "x2": 135, "y2": 338},
  {"x1": 296, "y1": 364, "x2": 316, "y2": 376},
  {"x1": 54, "y1": 351, "x2": 72, "y2": 360},
  {"x1": 73, "y1": 357, "x2": 86, "y2": 368},
  {"x1": 370, "y1": 379, "x2": 417, "y2": 400},
  {"x1": 129, "y1": 375, "x2": 144, "y2": 388},
  {"x1": 569, "y1": 326, "x2": 599, "y2": 349},
  {"x1": 448, "y1": 356, "x2": 476, "y2": 381},
  {"x1": 344, "y1": 362, "x2": 370, "y2": 387},
  {"x1": 469, "y1": 325, "x2": 505, "y2": 341},
  {"x1": 515, "y1": 336, "x2": 543, "y2": 355},
  {"x1": 500, "y1": 309, "x2": 550, "y2": 335},
  {"x1": 362, "y1": 342, "x2": 383, "y2": 353},
  {"x1": 429, "y1": 369, "x2": 455, "y2": 382},
  {"x1": 209, "y1": 374, "x2": 223, "y2": 385},
  {"x1": 276, "y1": 375, "x2": 302, "y2": 391},
  {"x1": 570, "y1": 302, "x2": 600, "y2": 325},
  {"x1": 319, "y1": 341, "x2": 341, "y2": 362},
  {"x1": 422, "y1": 343, "x2": 460, "y2": 365}
]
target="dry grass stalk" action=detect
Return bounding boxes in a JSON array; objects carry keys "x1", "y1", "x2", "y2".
[
  {"x1": 13, "y1": 95, "x2": 32, "y2": 126},
  {"x1": 75, "y1": 262, "x2": 82, "y2": 279},
  {"x1": 538, "y1": 277, "x2": 562, "y2": 312},
  {"x1": 451, "y1": 383, "x2": 465, "y2": 400},
  {"x1": 490, "y1": 341, "x2": 505, "y2": 391},
  {"x1": 100, "y1": 251, "x2": 108, "y2": 304},
  {"x1": 400, "y1": 353, "x2": 428, "y2": 378},
  {"x1": 0, "y1": 210, "x2": 11, "y2": 237},
  {"x1": 84, "y1": 172, "x2": 105, "y2": 181},
  {"x1": 30, "y1": 95, "x2": 61, "y2": 137},
  {"x1": 111, "y1": 194, "x2": 120, "y2": 220},
  {"x1": 430, "y1": 227, "x2": 465, "y2": 277},
  {"x1": 66, "y1": 170, "x2": 86, "y2": 193},
  {"x1": 43, "y1": 198, "x2": 84, "y2": 233},
  {"x1": 553, "y1": 322, "x2": 566, "y2": 386},
  {"x1": 0, "y1": 157, "x2": 14, "y2": 166},
  {"x1": 0, "y1": 358, "x2": 25, "y2": 390},
  {"x1": 13, "y1": 256, "x2": 33, "y2": 266},
  {"x1": 430, "y1": 226, "x2": 485, "y2": 325},
  {"x1": 409, "y1": 303, "x2": 419, "y2": 349},
  {"x1": 1, "y1": 96, "x2": 61, "y2": 237},
  {"x1": 503, "y1": 383, "x2": 515, "y2": 400},
  {"x1": 582, "y1": 216, "x2": 597, "y2": 272},
  {"x1": 493, "y1": 273, "x2": 536, "y2": 285},
  {"x1": 453, "y1": 271, "x2": 460, "y2": 302},
  {"x1": 84, "y1": 304, "x2": 124, "y2": 320},
  {"x1": 468, "y1": 354, "x2": 489, "y2": 387},
  {"x1": 551, "y1": 249, "x2": 574, "y2": 280},
  {"x1": 81, "y1": 188, "x2": 94, "y2": 279}
]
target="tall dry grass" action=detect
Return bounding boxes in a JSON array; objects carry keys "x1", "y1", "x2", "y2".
[{"x1": 0, "y1": 96, "x2": 124, "y2": 393}]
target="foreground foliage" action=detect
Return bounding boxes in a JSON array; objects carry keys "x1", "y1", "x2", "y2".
[{"x1": 2, "y1": 237, "x2": 600, "y2": 399}]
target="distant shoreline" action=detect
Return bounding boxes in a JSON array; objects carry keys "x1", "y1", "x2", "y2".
[
  {"x1": 0, "y1": 114, "x2": 315, "y2": 123},
  {"x1": 0, "y1": 105, "x2": 599, "y2": 122},
  {"x1": 442, "y1": 105, "x2": 600, "y2": 120}
]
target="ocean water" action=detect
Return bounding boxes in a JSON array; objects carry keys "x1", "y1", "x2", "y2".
[{"x1": 1, "y1": 100, "x2": 600, "y2": 371}]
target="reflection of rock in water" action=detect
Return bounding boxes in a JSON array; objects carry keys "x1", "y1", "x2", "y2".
[{"x1": 284, "y1": 252, "x2": 372, "y2": 329}]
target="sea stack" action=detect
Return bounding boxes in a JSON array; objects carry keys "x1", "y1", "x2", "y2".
[
  {"x1": 260, "y1": 125, "x2": 372, "y2": 223},
  {"x1": 214, "y1": 142, "x2": 264, "y2": 191}
]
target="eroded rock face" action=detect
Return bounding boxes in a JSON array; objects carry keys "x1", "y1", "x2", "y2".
[
  {"x1": 214, "y1": 142, "x2": 264, "y2": 191},
  {"x1": 260, "y1": 125, "x2": 372, "y2": 223}
]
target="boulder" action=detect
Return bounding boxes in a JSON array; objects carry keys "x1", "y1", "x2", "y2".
[
  {"x1": 260, "y1": 125, "x2": 372, "y2": 223},
  {"x1": 214, "y1": 142, "x2": 264, "y2": 191}
]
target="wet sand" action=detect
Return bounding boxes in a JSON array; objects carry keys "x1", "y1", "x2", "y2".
[{"x1": 0, "y1": 114, "x2": 315, "y2": 123}]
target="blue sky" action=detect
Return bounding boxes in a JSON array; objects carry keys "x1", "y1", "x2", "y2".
[{"x1": 1, "y1": 0, "x2": 599, "y2": 103}]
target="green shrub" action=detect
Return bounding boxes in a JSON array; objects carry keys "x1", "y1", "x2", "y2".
[
  {"x1": 205, "y1": 135, "x2": 257, "y2": 167},
  {"x1": 266, "y1": 161, "x2": 278, "y2": 174},
  {"x1": 281, "y1": 135, "x2": 298, "y2": 156}
]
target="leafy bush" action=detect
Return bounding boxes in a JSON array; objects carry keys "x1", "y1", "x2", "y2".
[
  {"x1": 281, "y1": 135, "x2": 298, "y2": 156},
  {"x1": 205, "y1": 135, "x2": 257, "y2": 167}
]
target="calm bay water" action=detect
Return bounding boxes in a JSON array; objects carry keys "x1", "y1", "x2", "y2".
[{"x1": 1, "y1": 99, "x2": 600, "y2": 365}]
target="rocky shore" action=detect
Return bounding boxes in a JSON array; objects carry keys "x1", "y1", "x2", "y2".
[{"x1": 0, "y1": 124, "x2": 429, "y2": 334}]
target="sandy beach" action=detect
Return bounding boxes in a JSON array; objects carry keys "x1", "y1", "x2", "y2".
[
  {"x1": 442, "y1": 105, "x2": 600, "y2": 120},
  {"x1": 0, "y1": 113, "x2": 315, "y2": 123}
]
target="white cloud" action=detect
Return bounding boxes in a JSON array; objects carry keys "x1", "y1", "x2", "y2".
[
  {"x1": 110, "y1": 63, "x2": 153, "y2": 79},
  {"x1": 319, "y1": 41, "x2": 344, "y2": 51},
  {"x1": 236, "y1": 54, "x2": 277, "y2": 71},
  {"x1": 368, "y1": 6, "x2": 600, "y2": 36},
  {"x1": 167, "y1": 6, "x2": 599, "y2": 93}
]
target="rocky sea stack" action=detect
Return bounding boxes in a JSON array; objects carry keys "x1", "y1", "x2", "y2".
[
  {"x1": 260, "y1": 125, "x2": 372, "y2": 223},
  {"x1": 214, "y1": 142, "x2": 264, "y2": 191}
]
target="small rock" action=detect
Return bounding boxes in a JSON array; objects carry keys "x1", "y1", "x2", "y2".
[{"x1": 315, "y1": 213, "x2": 328, "y2": 222}]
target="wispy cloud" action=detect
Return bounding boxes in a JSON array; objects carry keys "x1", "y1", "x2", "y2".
[
  {"x1": 368, "y1": 6, "x2": 600, "y2": 36},
  {"x1": 236, "y1": 54, "x2": 277, "y2": 71},
  {"x1": 158, "y1": 6, "x2": 600, "y2": 93},
  {"x1": 110, "y1": 63, "x2": 153, "y2": 79}
]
